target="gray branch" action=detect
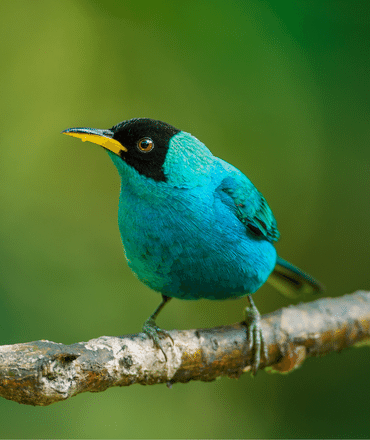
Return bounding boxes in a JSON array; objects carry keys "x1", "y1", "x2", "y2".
[{"x1": 1, "y1": 291, "x2": 370, "y2": 406}]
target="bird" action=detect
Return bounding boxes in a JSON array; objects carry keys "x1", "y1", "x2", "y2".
[{"x1": 62, "y1": 118, "x2": 324, "y2": 374}]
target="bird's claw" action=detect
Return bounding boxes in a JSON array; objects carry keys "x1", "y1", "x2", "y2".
[
  {"x1": 243, "y1": 298, "x2": 268, "y2": 375},
  {"x1": 142, "y1": 317, "x2": 173, "y2": 361}
]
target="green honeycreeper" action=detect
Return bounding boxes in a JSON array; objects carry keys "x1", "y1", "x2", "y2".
[{"x1": 63, "y1": 118, "x2": 323, "y2": 374}]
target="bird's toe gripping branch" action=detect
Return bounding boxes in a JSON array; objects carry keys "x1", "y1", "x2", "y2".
[
  {"x1": 243, "y1": 295, "x2": 268, "y2": 375},
  {"x1": 142, "y1": 318, "x2": 174, "y2": 361},
  {"x1": 142, "y1": 295, "x2": 174, "y2": 361}
]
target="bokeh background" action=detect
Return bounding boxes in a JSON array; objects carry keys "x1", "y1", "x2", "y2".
[{"x1": 1, "y1": 0, "x2": 370, "y2": 438}]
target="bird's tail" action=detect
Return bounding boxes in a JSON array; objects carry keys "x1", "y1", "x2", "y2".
[{"x1": 267, "y1": 256, "x2": 324, "y2": 299}]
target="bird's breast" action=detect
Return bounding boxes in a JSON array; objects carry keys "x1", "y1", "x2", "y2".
[{"x1": 117, "y1": 185, "x2": 276, "y2": 299}]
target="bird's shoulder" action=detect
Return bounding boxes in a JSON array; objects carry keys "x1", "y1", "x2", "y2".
[{"x1": 214, "y1": 158, "x2": 280, "y2": 242}]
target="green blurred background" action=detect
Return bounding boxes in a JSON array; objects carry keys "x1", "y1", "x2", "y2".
[{"x1": 1, "y1": 0, "x2": 369, "y2": 438}]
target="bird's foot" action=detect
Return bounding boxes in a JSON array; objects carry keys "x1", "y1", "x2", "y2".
[
  {"x1": 243, "y1": 295, "x2": 268, "y2": 376},
  {"x1": 142, "y1": 317, "x2": 174, "y2": 361}
]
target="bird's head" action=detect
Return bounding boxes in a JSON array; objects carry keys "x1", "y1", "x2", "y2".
[{"x1": 62, "y1": 118, "x2": 214, "y2": 188}]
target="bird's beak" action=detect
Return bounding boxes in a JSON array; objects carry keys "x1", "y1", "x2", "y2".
[{"x1": 62, "y1": 127, "x2": 127, "y2": 156}]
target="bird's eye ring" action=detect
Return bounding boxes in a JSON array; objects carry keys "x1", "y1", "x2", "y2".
[{"x1": 137, "y1": 137, "x2": 154, "y2": 153}]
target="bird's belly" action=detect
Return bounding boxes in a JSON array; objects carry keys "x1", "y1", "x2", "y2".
[{"x1": 119, "y1": 202, "x2": 276, "y2": 300}]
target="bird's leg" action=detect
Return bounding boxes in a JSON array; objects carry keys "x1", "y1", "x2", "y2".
[
  {"x1": 243, "y1": 295, "x2": 268, "y2": 375},
  {"x1": 142, "y1": 295, "x2": 173, "y2": 361}
]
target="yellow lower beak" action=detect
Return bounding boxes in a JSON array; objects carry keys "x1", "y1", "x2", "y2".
[{"x1": 62, "y1": 127, "x2": 127, "y2": 156}]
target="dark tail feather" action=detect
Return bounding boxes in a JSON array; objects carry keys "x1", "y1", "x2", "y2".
[{"x1": 268, "y1": 256, "x2": 325, "y2": 299}]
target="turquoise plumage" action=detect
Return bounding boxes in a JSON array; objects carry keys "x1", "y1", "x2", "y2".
[{"x1": 63, "y1": 118, "x2": 324, "y2": 374}]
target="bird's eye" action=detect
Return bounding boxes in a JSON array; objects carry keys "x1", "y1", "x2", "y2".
[{"x1": 137, "y1": 137, "x2": 154, "y2": 153}]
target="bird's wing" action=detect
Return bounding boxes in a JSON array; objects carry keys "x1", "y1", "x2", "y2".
[{"x1": 216, "y1": 159, "x2": 280, "y2": 242}]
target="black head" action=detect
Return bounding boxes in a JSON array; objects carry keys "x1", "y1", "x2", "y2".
[{"x1": 111, "y1": 118, "x2": 180, "y2": 181}]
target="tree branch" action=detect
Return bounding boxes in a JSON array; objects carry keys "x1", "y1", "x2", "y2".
[{"x1": 1, "y1": 291, "x2": 369, "y2": 406}]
